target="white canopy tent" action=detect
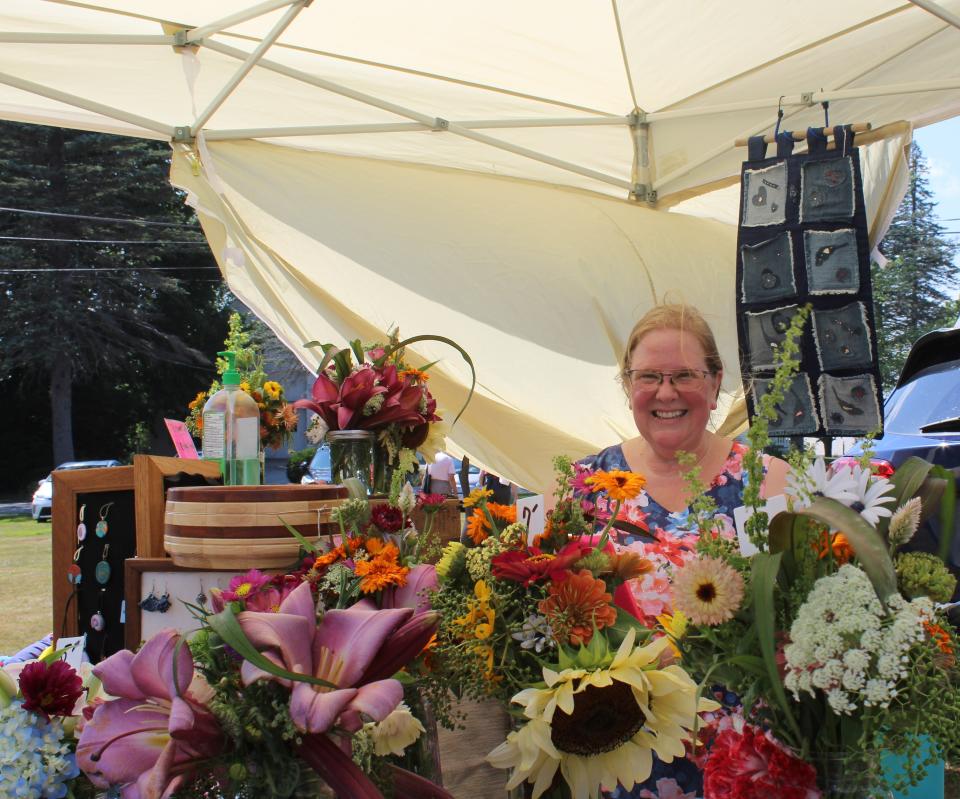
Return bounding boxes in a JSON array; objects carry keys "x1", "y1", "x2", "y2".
[{"x1": 2, "y1": 1, "x2": 959, "y2": 491}]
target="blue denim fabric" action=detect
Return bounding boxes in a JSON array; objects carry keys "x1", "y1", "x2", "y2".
[
  {"x1": 801, "y1": 156, "x2": 854, "y2": 222},
  {"x1": 746, "y1": 305, "x2": 799, "y2": 371},
  {"x1": 803, "y1": 228, "x2": 859, "y2": 295},
  {"x1": 741, "y1": 231, "x2": 797, "y2": 303},
  {"x1": 741, "y1": 162, "x2": 787, "y2": 227},
  {"x1": 812, "y1": 302, "x2": 872, "y2": 370},
  {"x1": 754, "y1": 373, "x2": 819, "y2": 435},
  {"x1": 818, "y1": 374, "x2": 881, "y2": 433}
]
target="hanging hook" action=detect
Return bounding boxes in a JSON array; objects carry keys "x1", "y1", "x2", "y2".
[
  {"x1": 774, "y1": 95, "x2": 785, "y2": 138},
  {"x1": 820, "y1": 88, "x2": 829, "y2": 129}
]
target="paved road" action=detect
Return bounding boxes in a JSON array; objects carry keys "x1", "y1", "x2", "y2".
[{"x1": 0, "y1": 502, "x2": 31, "y2": 518}]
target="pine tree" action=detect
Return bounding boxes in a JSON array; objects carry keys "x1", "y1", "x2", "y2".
[
  {"x1": 872, "y1": 143, "x2": 960, "y2": 391},
  {"x1": 0, "y1": 122, "x2": 228, "y2": 479}
]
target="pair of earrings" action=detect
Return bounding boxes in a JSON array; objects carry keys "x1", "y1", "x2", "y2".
[{"x1": 139, "y1": 586, "x2": 171, "y2": 613}]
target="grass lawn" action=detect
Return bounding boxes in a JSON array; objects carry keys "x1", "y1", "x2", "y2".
[{"x1": 0, "y1": 515, "x2": 52, "y2": 656}]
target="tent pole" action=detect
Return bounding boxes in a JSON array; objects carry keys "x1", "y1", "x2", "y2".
[
  {"x1": 907, "y1": 0, "x2": 960, "y2": 31},
  {"x1": 0, "y1": 70, "x2": 174, "y2": 137},
  {"x1": 203, "y1": 40, "x2": 633, "y2": 193},
  {"x1": 0, "y1": 34, "x2": 174, "y2": 44},
  {"x1": 185, "y1": 0, "x2": 304, "y2": 43},
  {"x1": 191, "y1": 1, "x2": 309, "y2": 134}
]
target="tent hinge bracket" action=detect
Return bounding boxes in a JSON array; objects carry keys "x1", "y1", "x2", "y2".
[
  {"x1": 631, "y1": 184, "x2": 657, "y2": 203},
  {"x1": 173, "y1": 126, "x2": 195, "y2": 143},
  {"x1": 627, "y1": 110, "x2": 647, "y2": 126},
  {"x1": 173, "y1": 30, "x2": 194, "y2": 47},
  {"x1": 800, "y1": 92, "x2": 816, "y2": 106},
  {"x1": 432, "y1": 117, "x2": 450, "y2": 131}
]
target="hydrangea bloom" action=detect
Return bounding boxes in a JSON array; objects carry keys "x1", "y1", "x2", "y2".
[
  {"x1": 0, "y1": 700, "x2": 79, "y2": 798},
  {"x1": 783, "y1": 564, "x2": 931, "y2": 713}
]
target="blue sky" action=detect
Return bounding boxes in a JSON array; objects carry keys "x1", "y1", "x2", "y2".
[{"x1": 914, "y1": 116, "x2": 960, "y2": 257}]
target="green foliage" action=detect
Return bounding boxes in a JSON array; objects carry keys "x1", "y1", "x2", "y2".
[
  {"x1": 286, "y1": 446, "x2": 317, "y2": 483},
  {"x1": 871, "y1": 143, "x2": 960, "y2": 391},
  {"x1": 895, "y1": 551, "x2": 958, "y2": 602}
]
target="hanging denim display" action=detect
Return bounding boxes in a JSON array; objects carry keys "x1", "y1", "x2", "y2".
[{"x1": 736, "y1": 124, "x2": 884, "y2": 438}]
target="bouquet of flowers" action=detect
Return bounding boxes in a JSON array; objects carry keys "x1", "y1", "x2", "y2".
[{"x1": 424, "y1": 464, "x2": 718, "y2": 798}]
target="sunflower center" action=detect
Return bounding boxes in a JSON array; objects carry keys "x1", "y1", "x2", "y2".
[
  {"x1": 550, "y1": 681, "x2": 645, "y2": 756},
  {"x1": 695, "y1": 581, "x2": 717, "y2": 602}
]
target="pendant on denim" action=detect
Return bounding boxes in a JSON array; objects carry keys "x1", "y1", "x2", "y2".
[
  {"x1": 801, "y1": 157, "x2": 854, "y2": 222},
  {"x1": 741, "y1": 162, "x2": 788, "y2": 227},
  {"x1": 804, "y1": 229, "x2": 859, "y2": 295},
  {"x1": 819, "y1": 374, "x2": 881, "y2": 433},
  {"x1": 745, "y1": 305, "x2": 799, "y2": 371},
  {"x1": 754, "y1": 374, "x2": 818, "y2": 435},
  {"x1": 812, "y1": 303, "x2": 872, "y2": 370},
  {"x1": 741, "y1": 231, "x2": 796, "y2": 303}
]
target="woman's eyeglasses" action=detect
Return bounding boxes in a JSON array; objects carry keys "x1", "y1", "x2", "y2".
[{"x1": 623, "y1": 369, "x2": 712, "y2": 391}]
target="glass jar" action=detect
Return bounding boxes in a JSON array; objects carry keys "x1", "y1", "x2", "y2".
[
  {"x1": 817, "y1": 752, "x2": 895, "y2": 799},
  {"x1": 326, "y1": 430, "x2": 375, "y2": 494}
]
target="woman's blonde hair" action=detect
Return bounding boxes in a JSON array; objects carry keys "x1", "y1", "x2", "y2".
[{"x1": 620, "y1": 303, "x2": 724, "y2": 391}]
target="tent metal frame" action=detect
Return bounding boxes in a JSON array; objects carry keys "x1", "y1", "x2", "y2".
[{"x1": 3, "y1": 0, "x2": 960, "y2": 201}]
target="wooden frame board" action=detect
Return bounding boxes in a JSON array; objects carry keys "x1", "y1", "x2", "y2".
[
  {"x1": 133, "y1": 455, "x2": 221, "y2": 558},
  {"x1": 123, "y1": 557, "x2": 239, "y2": 649},
  {"x1": 52, "y1": 465, "x2": 135, "y2": 643}
]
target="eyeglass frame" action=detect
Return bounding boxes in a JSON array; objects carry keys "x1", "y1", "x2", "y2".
[{"x1": 621, "y1": 368, "x2": 715, "y2": 392}]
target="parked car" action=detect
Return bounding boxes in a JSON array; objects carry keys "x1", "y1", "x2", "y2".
[
  {"x1": 846, "y1": 326, "x2": 960, "y2": 472},
  {"x1": 31, "y1": 459, "x2": 122, "y2": 521}
]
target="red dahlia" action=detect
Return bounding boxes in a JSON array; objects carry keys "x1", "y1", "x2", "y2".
[
  {"x1": 371, "y1": 503, "x2": 404, "y2": 533},
  {"x1": 18, "y1": 660, "x2": 84, "y2": 720}
]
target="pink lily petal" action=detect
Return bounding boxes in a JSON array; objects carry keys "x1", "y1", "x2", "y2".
[
  {"x1": 289, "y1": 682, "x2": 358, "y2": 734},
  {"x1": 276, "y1": 580, "x2": 317, "y2": 622},
  {"x1": 77, "y1": 698, "x2": 170, "y2": 785},
  {"x1": 167, "y1": 696, "x2": 195, "y2": 736},
  {"x1": 238, "y1": 609, "x2": 315, "y2": 675},
  {"x1": 313, "y1": 606, "x2": 412, "y2": 687},
  {"x1": 137, "y1": 738, "x2": 177, "y2": 799},
  {"x1": 297, "y1": 732, "x2": 385, "y2": 799},
  {"x1": 358, "y1": 611, "x2": 438, "y2": 684},
  {"x1": 129, "y1": 629, "x2": 193, "y2": 700},
  {"x1": 347, "y1": 678, "x2": 404, "y2": 725},
  {"x1": 240, "y1": 650, "x2": 291, "y2": 688},
  {"x1": 310, "y1": 372, "x2": 341, "y2": 404},
  {"x1": 93, "y1": 648, "x2": 140, "y2": 699},
  {"x1": 382, "y1": 564, "x2": 437, "y2": 615}
]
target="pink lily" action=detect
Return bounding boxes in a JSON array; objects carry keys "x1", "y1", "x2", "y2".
[
  {"x1": 76, "y1": 629, "x2": 222, "y2": 799},
  {"x1": 380, "y1": 563, "x2": 438, "y2": 615},
  {"x1": 237, "y1": 581, "x2": 436, "y2": 734}
]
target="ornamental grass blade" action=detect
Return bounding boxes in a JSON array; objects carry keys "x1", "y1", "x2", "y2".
[
  {"x1": 767, "y1": 511, "x2": 808, "y2": 585},
  {"x1": 384, "y1": 334, "x2": 476, "y2": 425},
  {"x1": 799, "y1": 497, "x2": 897, "y2": 604},
  {"x1": 279, "y1": 515, "x2": 318, "y2": 554},
  {"x1": 206, "y1": 608, "x2": 335, "y2": 690},
  {"x1": 752, "y1": 551, "x2": 802, "y2": 743}
]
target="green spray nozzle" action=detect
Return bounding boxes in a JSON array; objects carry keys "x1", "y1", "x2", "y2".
[{"x1": 219, "y1": 350, "x2": 241, "y2": 386}]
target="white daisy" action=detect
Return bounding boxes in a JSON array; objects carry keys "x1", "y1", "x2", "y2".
[
  {"x1": 847, "y1": 465, "x2": 896, "y2": 526},
  {"x1": 786, "y1": 457, "x2": 858, "y2": 509}
]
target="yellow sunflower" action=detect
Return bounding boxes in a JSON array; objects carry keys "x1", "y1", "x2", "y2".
[
  {"x1": 486, "y1": 629, "x2": 717, "y2": 799},
  {"x1": 463, "y1": 487, "x2": 494, "y2": 508},
  {"x1": 586, "y1": 469, "x2": 646, "y2": 502},
  {"x1": 263, "y1": 380, "x2": 282, "y2": 400}
]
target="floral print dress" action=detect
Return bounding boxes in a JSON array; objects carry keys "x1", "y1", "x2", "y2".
[{"x1": 575, "y1": 440, "x2": 767, "y2": 799}]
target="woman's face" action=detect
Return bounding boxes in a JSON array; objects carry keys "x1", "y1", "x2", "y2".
[{"x1": 627, "y1": 327, "x2": 722, "y2": 456}]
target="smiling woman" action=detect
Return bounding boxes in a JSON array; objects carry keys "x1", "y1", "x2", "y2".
[{"x1": 573, "y1": 302, "x2": 790, "y2": 799}]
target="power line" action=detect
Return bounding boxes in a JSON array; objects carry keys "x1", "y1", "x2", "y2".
[
  {"x1": 0, "y1": 235, "x2": 208, "y2": 245},
  {"x1": 0, "y1": 205, "x2": 199, "y2": 228}
]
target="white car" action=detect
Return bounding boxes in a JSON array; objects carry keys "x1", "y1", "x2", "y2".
[{"x1": 31, "y1": 460, "x2": 121, "y2": 521}]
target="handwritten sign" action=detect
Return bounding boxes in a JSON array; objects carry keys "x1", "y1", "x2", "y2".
[
  {"x1": 164, "y1": 418, "x2": 200, "y2": 460},
  {"x1": 517, "y1": 495, "x2": 545, "y2": 544},
  {"x1": 732, "y1": 494, "x2": 788, "y2": 557}
]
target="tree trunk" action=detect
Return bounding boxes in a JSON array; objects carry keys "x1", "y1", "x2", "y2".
[{"x1": 50, "y1": 360, "x2": 74, "y2": 465}]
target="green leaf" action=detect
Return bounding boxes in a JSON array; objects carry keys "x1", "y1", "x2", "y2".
[
  {"x1": 206, "y1": 608, "x2": 336, "y2": 690},
  {"x1": 350, "y1": 338, "x2": 366, "y2": 365},
  {"x1": 890, "y1": 457, "x2": 933, "y2": 510},
  {"x1": 752, "y1": 551, "x2": 802, "y2": 742},
  {"x1": 606, "y1": 606, "x2": 652, "y2": 647},
  {"x1": 724, "y1": 654, "x2": 768, "y2": 677},
  {"x1": 929, "y1": 465, "x2": 957, "y2": 563},
  {"x1": 382, "y1": 334, "x2": 476, "y2": 426},
  {"x1": 279, "y1": 515, "x2": 318, "y2": 554}
]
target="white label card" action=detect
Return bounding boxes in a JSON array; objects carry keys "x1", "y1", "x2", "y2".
[
  {"x1": 732, "y1": 494, "x2": 788, "y2": 557},
  {"x1": 517, "y1": 495, "x2": 545, "y2": 544},
  {"x1": 54, "y1": 635, "x2": 87, "y2": 671}
]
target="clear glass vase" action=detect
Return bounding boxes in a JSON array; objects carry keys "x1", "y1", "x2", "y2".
[
  {"x1": 326, "y1": 429, "x2": 375, "y2": 494},
  {"x1": 817, "y1": 752, "x2": 895, "y2": 799}
]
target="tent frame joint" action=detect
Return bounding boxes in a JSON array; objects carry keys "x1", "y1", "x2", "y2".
[
  {"x1": 173, "y1": 126, "x2": 195, "y2": 143},
  {"x1": 800, "y1": 92, "x2": 816, "y2": 106},
  {"x1": 627, "y1": 110, "x2": 647, "y2": 126},
  {"x1": 173, "y1": 29, "x2": 192, "y2": 47},
  {"x1": 432, "y1": 117, "x2": 450, "y2": 131},
  {"x1": 630, "y1": 183, "x2": 657, "y2": 203}
]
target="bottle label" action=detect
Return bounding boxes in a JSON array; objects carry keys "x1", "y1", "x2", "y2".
[
  {"x1": 202, "y1": 412, "x2": 225, "y2": 458},
  {"x1": 234, "y1": 417, "x2": 259, "y2": 459}
]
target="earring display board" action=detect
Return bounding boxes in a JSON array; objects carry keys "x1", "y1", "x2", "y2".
[
  {"x1": 124, "y1": 558, "x2": 242, "y2": 649},
  {"x1": 736, "y1": 125, "x2": 884, "y2": 438},
  {"x1": 133, "y1": 455, "x2": 222, "y2": 558},
  {"x1": 52, "y1": 466, "x2": 136, "y2": 663}
]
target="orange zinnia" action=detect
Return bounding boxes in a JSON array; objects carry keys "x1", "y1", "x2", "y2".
[
  {"x1": 487, "y1": 502, "x2": 517, "y2": 524},
  {"x1": 354, "y1": 553, "x2": 409, "y2": 593},
  {"x1": 538, "y1": 569, "x2": 618, "y2": 646},
  {"x1": 586, "y1": 470, "x2": 646, "y2": 502},
  {"x1": 399, "y1": 368, "x2": 430, "y2": 382},
  {"x1": 312, "y1": 545, "x2": 345, "y2": 570},
  {"x1": 466, "y1": 509, "x2": 491, "y2": 544}
]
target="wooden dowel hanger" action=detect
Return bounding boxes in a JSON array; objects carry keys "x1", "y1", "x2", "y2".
[{"x1": 734, "y1": 122, "x2": 871, "y2": 147}]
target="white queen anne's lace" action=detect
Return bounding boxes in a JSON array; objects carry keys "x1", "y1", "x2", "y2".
[{"x1": 783, "y1": 565, "x2": 931, "y2": 714}]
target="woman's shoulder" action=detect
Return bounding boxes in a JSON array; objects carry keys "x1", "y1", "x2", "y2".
[{"x1": 578, "y1": 442, "x2": 630, "y2": 472}]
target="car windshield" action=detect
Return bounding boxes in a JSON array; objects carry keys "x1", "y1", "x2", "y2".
[{"x1": 884, "y1": 358, "x2": 960, "y2": 434}]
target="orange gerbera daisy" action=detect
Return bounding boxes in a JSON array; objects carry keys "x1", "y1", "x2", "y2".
[
  {"x1": 608, "y1": 550, "x2": 655, "y2": 581},
  {"x1": 586, "y1": 469, "x2": 646, "y2": 502},
  {"x1": 466, "y1": 509, "x2": 490, "y2": 544},
  {"x1": 486, "y1": 502, "x2": 517, "y2": 524},
  {"x1": 399, "y1": 368, "x2": 430, "y2": 382},
  {"x1": 312, "y1": 545, "x2": 346, "y2": 571},
  {"x1": 354, "y1": 552, "x2": 409, "y2": 593},
  {"x1": 538, "y1": 569, "x2": 618, "y2": 646}
]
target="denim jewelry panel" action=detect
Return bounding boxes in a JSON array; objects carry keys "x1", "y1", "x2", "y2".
[
  {"x1": 753, "y1": 373, "x2": 819, "y2": 435},
  {"x1": 801, "y1": 156, "x2": 855, "y2": 222},
  {"x1": 741, "y1": 231, "x2": 797, "y2": 303},
  {"x1": 818, "y1": 374, "x2": 882, "y2": 433},
  {"x1": 811, "y1": 302, "x2": 872, "y2": 371},
  {"x1": 745, "y1": 305, "x2": 800, "y2": 371},
  {"x1": 741, "y1": 162, "x2": 788, "y2": 227},
  {"x1": 803, "y1": 229, "x2": 859, "y2": 295},
  {"x1": 736, "y1": 125, "x2": 884, "y2": 438}
]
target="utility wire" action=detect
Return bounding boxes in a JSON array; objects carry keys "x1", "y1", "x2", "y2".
[
  {"x1": 0, "y1": 235, "x2": 208, "y2": 245},
  {"x1": 0, "y1": 205, "x2": 199, "y2": 228}
]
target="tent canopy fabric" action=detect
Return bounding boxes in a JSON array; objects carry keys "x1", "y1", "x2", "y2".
[{"x1": 2, "y1": 1, "x2": 959, "y2": 490}]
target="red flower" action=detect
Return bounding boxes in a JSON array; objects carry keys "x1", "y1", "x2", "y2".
[
  {"x1": 417, "y1": 493, "x2": 448, "y2": 510},
  {"x1": 491, "y1": 541, "x2": 592, "y2": 586},
  {"x1": 703, "y1": 723, "x2": 819, "y2": 799},
  {"x1": 371, "y1": 503, "x2": 404, "y2": 533},
  {"x1": 19, "y1": 660, "x2": 84, "y2": 720}
]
